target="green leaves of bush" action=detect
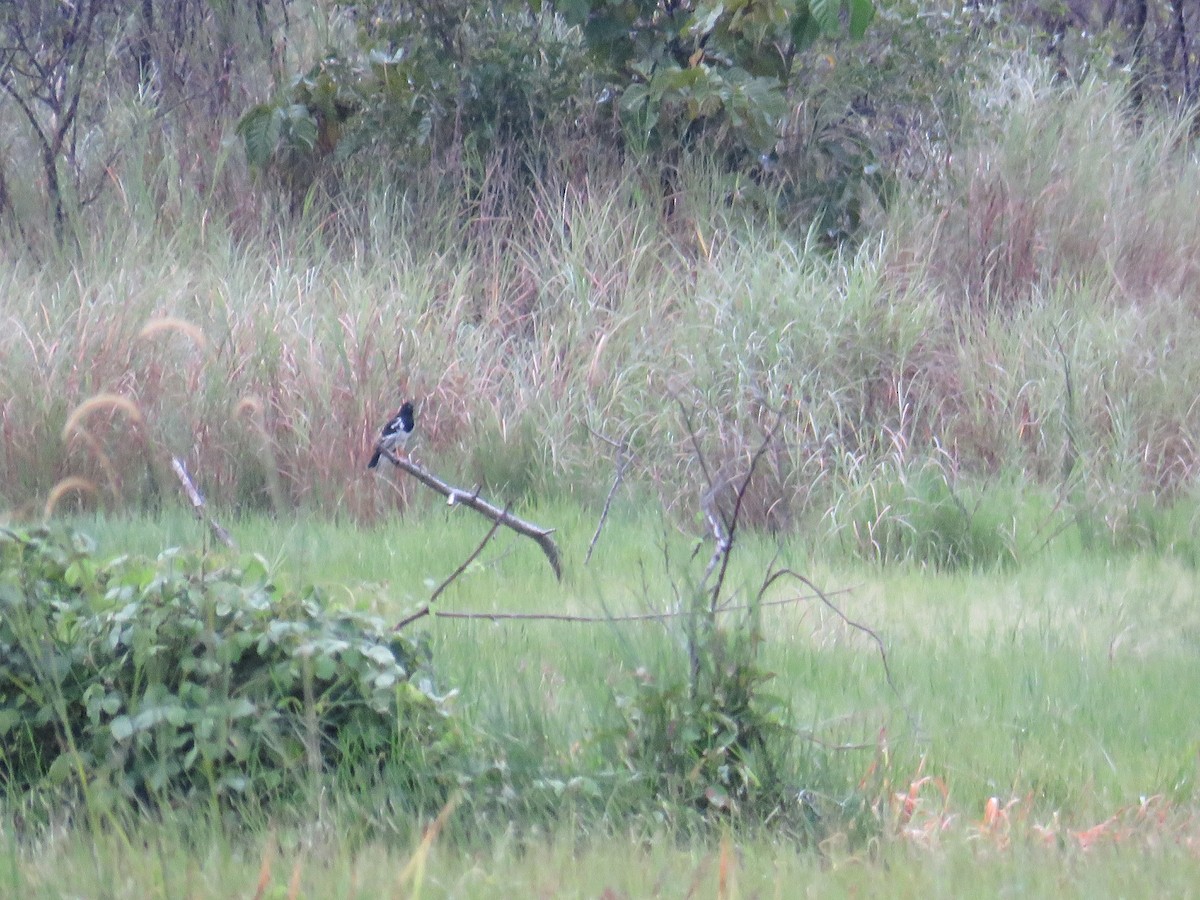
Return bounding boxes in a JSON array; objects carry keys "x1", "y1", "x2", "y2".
[
  {"x1": 237, "y1": 2, "x2": 592, "y2": 186},
  {"x1": 236, "y1": 1, "x2": 876, "y2": 182},
  {"x1": 0, "y1": 526, "x2": 458, "y2": 808},
  {"x1": 612, "y1": 624, "x2": 792, "y2": 819},
  {"x1": 562, "y1": 0, "x2": 875, "y2": 155}
]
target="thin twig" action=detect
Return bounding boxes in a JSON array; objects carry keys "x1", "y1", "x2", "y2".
[
  {"x1": 795, "y1": 733, "x2": 881, "y2": 751},
  {"x1": 583, "y1": 422, "x2": 625, "y2": 452},
  {"x1": 394, "y1": 513, "x2": 506, "y2": 631},
  {"x1": 760, "y1": 567, "x2": 916, "y2": 728},
  {"x1": 426, "y1": 586, "x2": 857, "y2": 623},
  {"x1": 381, "y1": 448, "x2": 561, "y2": 580},
  {"x1": 170, "y1": 456, "x2": 236, "y2": 549},
  {"x1": 673, "y1": 393, "x2": 718, "y2": 512},
  {"x1": 584, "y1": 428, "x2": 631, "y2": 565},
  {"x1": 707, "y1": 406, "x2": 788, "y2": 610},
  {"x1": 1051, "y1": 324, "x2": 1078, "y2": 483}
]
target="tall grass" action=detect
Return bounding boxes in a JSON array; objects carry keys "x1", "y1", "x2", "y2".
[{"x1": 4, "y1": 59, "x2": 1200, "y2": 564}]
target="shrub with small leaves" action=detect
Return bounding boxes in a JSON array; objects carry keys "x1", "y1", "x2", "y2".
[
  {"x1": 0, "y1": 526, "x2": 460, "y2": 810},
  {"x1": 612, "y1": 619, "x2": 792, "y2": 819}
]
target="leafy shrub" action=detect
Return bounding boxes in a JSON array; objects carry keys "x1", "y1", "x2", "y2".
[
  {"x1": 238, "y1": 0, "x2": 878, "y2": 195},
  {"x1": 237, "y1": 1, "x2": 595, "y2": 194},
  {"x1": 0, "y1": 526, "x2": 459, "y2": 810},
  {"x1": 612, "y1": 619, "x2": 793, "y2": 819},
  {"x1": 561, "y1": 0, "x2": 874, "y2": 159}
]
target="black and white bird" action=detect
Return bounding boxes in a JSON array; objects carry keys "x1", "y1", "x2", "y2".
[{"x1": 367, "y1": 401, "x2": 415, "y2": 469}]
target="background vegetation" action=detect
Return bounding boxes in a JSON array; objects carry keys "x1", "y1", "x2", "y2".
[{"x1": 3, "y1": 0, "x2": 1200, "y2": 894}]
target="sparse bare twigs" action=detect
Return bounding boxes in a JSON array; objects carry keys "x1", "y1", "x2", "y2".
[
  {"x1": 0, "y1": 0, "x2": 114, "y2": 240},
  {"x1": 758, "y1": 565, "x2": 913, "y2": 726},
  {"x1": 426, "y1": 585, "x2": 856, "y2": 623},
  {"x1": 395, "y1": 513, "x2": 506, "y2": 631},
  {"x1": 584, "y1": 425, "x2": 633, "y2": 565},
  {"x1": 170, "y1": 456, "x2": 236, "y2": 549},
  {"x1": 381, "y1": 448, "x2": 561, "y2": 580},
  {"x1": 674, "y1": 393, "x2": 788, "y2": 611}
]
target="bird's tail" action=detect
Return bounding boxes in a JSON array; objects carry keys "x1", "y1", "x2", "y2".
[{"x1": 367, "y1": 449, "x2": 382, "y2": 469}]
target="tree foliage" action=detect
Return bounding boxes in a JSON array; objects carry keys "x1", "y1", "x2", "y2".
[
  {"x1": 558, "y1": 0, "x2": 875, "y2": 154},
  {"x1": 238, "y1": 1, "x2": 593, "y2": 192},
  {"x1": 236, "y1": 0, "x2": 876, "y2": 187}
]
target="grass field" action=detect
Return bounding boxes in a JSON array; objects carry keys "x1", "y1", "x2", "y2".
[
  {"x1": 4, "y1": 505, "x2": 1197, "y2": 896},
  {"x1": 5, "y1": 26, "x2": 1200, "y2": 896}
]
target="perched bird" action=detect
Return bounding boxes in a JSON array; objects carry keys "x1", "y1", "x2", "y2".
[{"x1": 367, "y1": 401, "x2": 415, "y2": 469}]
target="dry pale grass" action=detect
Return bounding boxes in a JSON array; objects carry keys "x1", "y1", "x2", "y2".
[{"x1": 3, "y1": 61, "x2": 1200, "y2": 549}]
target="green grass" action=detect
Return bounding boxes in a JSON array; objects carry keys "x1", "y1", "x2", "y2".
[
  {"x1": 5, "y1": 504, "x2": 1200, "y2": 895},
  {"x1": 7, "y1": 820, "x2": 1200, "y2": 898}
]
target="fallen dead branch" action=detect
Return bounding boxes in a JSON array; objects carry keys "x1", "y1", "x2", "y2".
[
  {"x1": 171, "y1": 456, "x2": 236, "y2": 549},
  {"x1": 381, "y1": 448, "x2": 561, "y2": 580}
]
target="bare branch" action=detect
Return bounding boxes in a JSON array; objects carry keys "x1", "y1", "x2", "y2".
[
  {"x1": 394, "y1": 513, "x2": 506, "y2": 631},
  {"x1": 584, "y1": 427, "x2": 632, "y2": 565},
  {"x1": 672, "y1": 392, "x2": 719, "y2": 517},
  {"x1": 170, "y1": 456, "x2": 236, "y2": 549},
  {"x1": 379, "y1": 447, "x2": 561, "y2": 580},
  {"x1": 707, "y1": 403, "x2": 788, "y2": 610},
  {"x1": 427, "y1": 585, "x2": 856, "y2": 623},
  {"x1": 759, "y1": 566, "x2": 914, "y2": 728}
]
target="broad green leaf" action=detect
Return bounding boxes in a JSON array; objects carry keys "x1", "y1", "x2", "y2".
[
  {"x1": 791, "y1": 7, "x2": 823, "y2": 51},
  {"x1": 0, "y1": 708, "x2": 20, "y2": 736},
  {"x1": 235, "y1": 104, "x2": 278, "y2": 168},
  {"x1": 848, "y1": 0, "x2": 875, "y2": 38},
  {"x1": 46, "y1": 752, "x2": 79, "y2": 784},
  {"x1": 810, "y1": 0, "x2": 839, "y2": 34}
]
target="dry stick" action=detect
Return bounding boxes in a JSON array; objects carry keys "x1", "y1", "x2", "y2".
[
  {"x1": 170, "y1": 456, "x2": 236, "y2": 549},
  {"x1": 382, "y1": 448, "x2": 561, "y2": 581},
  {"x1": 672, "y1": 394, "x2": 731, "y2": 596},
  {"x1": 699, "y1": 498, "x2": 729, "y2": 595},
  {"x1": 584, "y1": 426, "x2": 631, "y2": 565},
  {"x1": 759, "y1": 566, "x2": 916, "y2": 729},
  {"x1": 706, "y1": 407, "x2": 787, "y2": 611},
  {"x1": 427, "y1": 585, "x2": 857, "y2": 623},
  {"x1": 395, "y1": 513, "x2": 506, "y2": 631}
]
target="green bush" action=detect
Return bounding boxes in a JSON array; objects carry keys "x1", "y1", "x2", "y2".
[
  {"x1": 612, "y1": 620, "x2": 793, "y2": 820},
  {"x1": 237, "y1": 1, "x2": 596, "y2": 194},
  {"x1": 0, "y1": 526, "x2": 460, "y2": 810}
]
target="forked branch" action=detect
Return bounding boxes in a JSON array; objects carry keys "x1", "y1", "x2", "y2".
[
  {"x1": 395, "y1": 513, "x2": 506, "y2": 631},
  {"x1": 584, "y1": 425, "x2": 632, "y2": 565},
  {"x1": 381, "y1": 448, "x2": 561, "y2": 580}
]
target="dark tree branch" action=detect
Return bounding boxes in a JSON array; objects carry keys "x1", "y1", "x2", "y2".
[
  {"x1": 673, "y1": 393, "x2": 720, "y2": 523},
  {"x1": 380, "y1": 447, "x2": 561, "y2": 580},
  {"x1": 706, "y1": 404, "x2": 787, "y2": 611}
]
